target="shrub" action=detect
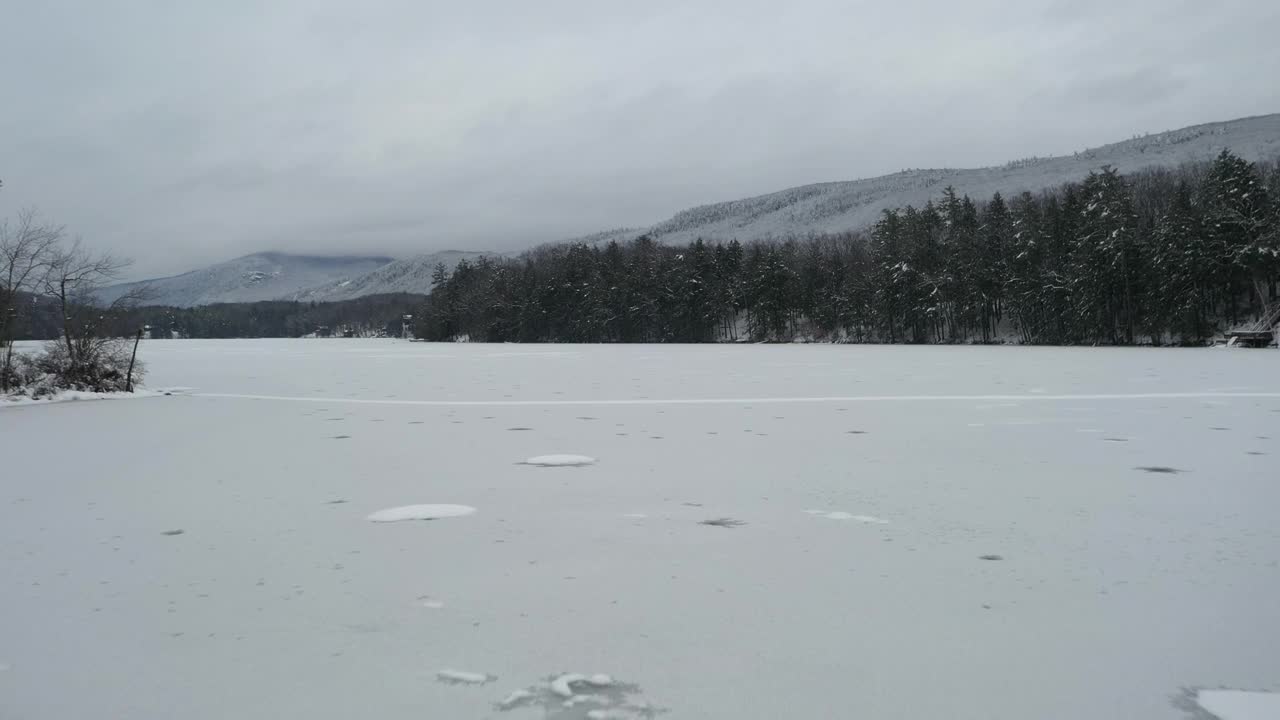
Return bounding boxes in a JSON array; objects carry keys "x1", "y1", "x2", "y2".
[{"x1": 2, "y1": 339, "x2": 144, "y2": 398}]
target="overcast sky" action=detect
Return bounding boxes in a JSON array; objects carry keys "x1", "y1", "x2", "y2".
[{"x1": 2, "y1": 0, "x2": 1278, "y2": 278}]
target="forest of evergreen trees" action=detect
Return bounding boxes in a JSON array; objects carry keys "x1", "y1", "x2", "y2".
[{"x1": 416, "y1": 151, "x2": 1280, "y2": 345}]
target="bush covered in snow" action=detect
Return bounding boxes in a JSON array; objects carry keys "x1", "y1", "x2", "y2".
[{"x1": 2, "y1": 339, "x2": 143, "y2": 399}]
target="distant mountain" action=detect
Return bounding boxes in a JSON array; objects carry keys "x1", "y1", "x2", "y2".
[
  {"x1": 102, "y1": 250, "x2": 490, "y2": 307},
  {"x1": 295, "y1": 251, "x2": 490, "y2": 301},
  {"x1": 98, "y1": 252, "x2": 394, "y2": 307},
  {"x1": 572, "y1": 113, "x2": 1280, "y2": 247}
]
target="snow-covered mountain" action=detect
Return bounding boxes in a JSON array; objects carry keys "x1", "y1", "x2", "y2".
[
  {"x1": 574, "y1": 113, "x2": 1280, "y2": 247},
  {"x1": 294, "y1": 251, "x2": 490, "y2": 302},
  {"x1": 97, "y1": 252, "x2": 394, "y2": 307},
  {"x1": 109, "y1": 113, "x2": 1280, "y2": 307},
  {"x1": 101, "y1": 250, "x2": 489, "y2": 307}
]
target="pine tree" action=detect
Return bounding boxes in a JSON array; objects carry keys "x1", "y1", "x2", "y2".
[
  {"x1": 1072, "y1": 167, "x2": 1142, "y2": 343},
  {"x1": 1148, "y1": 182, "x2": 1212, "y2": 343},
  {"x1": 1201, "y1": 150, "x2": 1275, "y2": 322}
]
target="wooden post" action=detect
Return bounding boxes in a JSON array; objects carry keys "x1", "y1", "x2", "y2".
[{"x1": 125, "y1": 327, "x2": 142, "y2": 392}]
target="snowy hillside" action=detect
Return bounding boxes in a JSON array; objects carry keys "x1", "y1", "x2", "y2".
[
  {"x1": 605, "y1": 113, "x2": 1280, "y2": 245},
  {"x1": 296, "y1": 251, "x2": 489, "y2": 302},
  {"x1": 97, "y1": 252, "x2": 394, "y2": 307}
]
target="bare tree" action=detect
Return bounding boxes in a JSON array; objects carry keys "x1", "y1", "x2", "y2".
[
  {"x1": 38, "y1": 240, "x2": 153, "y2": 391},
  {"x1": 1, "y1": 209, "x2": 61, "y2": 390}
]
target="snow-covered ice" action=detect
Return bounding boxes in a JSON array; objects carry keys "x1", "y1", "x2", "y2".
[
  {"x1": 2, "y1": 339, "x2": 1278, "y2": 720},
  {"x1": 366, "y1": 504, "x2": 476, "y2": 522},
  {"x1": 1196, "y1": 690, "x2": 1280, "y2": 720}
]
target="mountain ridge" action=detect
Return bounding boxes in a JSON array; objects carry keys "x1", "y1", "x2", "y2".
[
  {"x1": 599, "y1": 113, "x2": 1280, "y2": 247},
  {"x1": 97, "y1": 252, "x2": 396, "y2": 307}
]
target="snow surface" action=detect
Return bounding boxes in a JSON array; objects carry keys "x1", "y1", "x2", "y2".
[
  {"x1": 1196, "y1": 690, "x2": 1280, "y2": 720},
  {"x1": 2, "y1": 339, "x2": 1278, "y2": 720},
  {"x1": 366, "y1": 504, "x2": 476, "y2": 522}
]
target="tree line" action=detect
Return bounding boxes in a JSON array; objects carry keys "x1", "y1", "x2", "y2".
[
  {"x1": 10, "y1": 292, "x2": 423, "y2": 341},
  {"x1": 416, "y1": 151, "x2": 1280, "y2": 345},
  {"x1": 117, "y1": 294, "x2": 423, "y2": 340}
]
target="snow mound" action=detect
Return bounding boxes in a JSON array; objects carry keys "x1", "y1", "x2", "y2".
[
  {"x1": 523, "y1": 454, "x2": 597, "y2": 467},
  {"x1": 366, "y1": 504, "x2": 476, "y2": 522},
  {"x1": 1197, "y1": 690, "x2": 1280, "y2": 720},
  {"x1": 436, "y1": 669, "x2": 496, "y2": 685}
]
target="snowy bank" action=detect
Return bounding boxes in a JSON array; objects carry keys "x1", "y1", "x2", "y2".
[{"x1": 1, "y1": 387, "x2": 191, "y2": 409}]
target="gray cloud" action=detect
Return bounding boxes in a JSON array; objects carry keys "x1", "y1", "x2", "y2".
[{"x1": 2, "y1": 0, "x2": 1277, "y2": 279}]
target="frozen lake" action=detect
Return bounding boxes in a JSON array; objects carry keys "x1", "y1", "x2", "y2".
[{"x1": 2, "y1": 340, "x2": 1278, "y2": 719}]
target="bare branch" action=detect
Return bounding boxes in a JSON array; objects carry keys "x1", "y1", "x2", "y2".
[{"x1": 1, "y1": 208, "x2": 62, "y2": 298}]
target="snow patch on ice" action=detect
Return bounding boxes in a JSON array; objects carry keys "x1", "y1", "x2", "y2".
[
  {"x1": 523, "y1": 454, "x2": 597, "y2": 467},
  {"x1": 564, "y1": 694, "x2": 609, "y2": 708},
  {"x1": 587, "y1": 710, "x2": 640, "y2": 719},
  {"x1": 366, "y1": 504, "x2": 476, "y2": 522},
  {"x1": 497, "y1": 689, "x2": 536, "y2": 709},
  {"x1": 1196, "y1": 690, "x2": 1280, "y2": 720},
  {"x1": 495, "y1": 673, "x2": 654, "y2": 717},
  {"x1": 436, "y1": 669, "x2": 496, "y2": 685},
  {"x1": 551, "y1": 673, "x2": 588, "y2": 697},
  {"x1": 811, "y1": 511, "x2": 889, "y2": 524}
]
